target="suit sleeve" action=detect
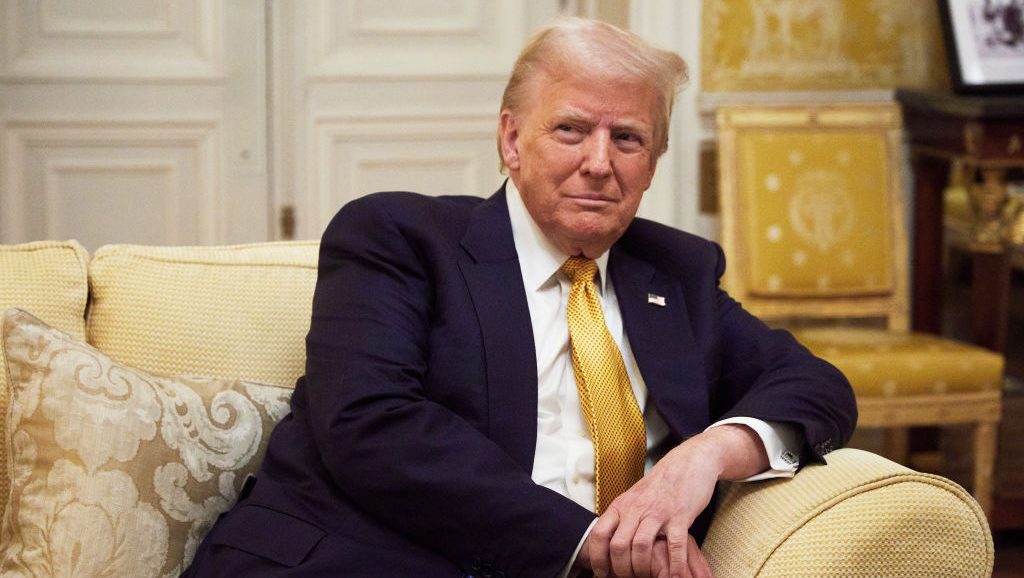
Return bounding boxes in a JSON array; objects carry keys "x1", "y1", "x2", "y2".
[
  {"x1": 302, "y1": 197, "x2": 594, "y2": 578},
  {"x1": 708, "y1": 243, "x2": 858, "y2": 464}
]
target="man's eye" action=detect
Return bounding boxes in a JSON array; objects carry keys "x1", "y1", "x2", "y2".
[
  {"x1": 557, "y1": 124, "x2": 576, "y2": 132},
  {"x1": 615, "y1": 133, "x2": 640, "y2": 143}
]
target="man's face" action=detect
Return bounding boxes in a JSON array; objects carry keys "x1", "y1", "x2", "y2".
[{"x1": 499, "y1": 73, "x2": 660, "y2": 258}]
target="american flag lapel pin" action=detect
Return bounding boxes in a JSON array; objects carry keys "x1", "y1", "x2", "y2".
[{"x1": 647, "y1": 293, "x2": 666, "y2": 307}]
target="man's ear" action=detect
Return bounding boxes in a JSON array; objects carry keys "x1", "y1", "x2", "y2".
[{"x1": 498, "y1": 110, "x2": 521, "y2": 170}]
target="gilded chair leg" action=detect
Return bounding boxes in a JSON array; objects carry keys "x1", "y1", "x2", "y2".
[
  {"x1": 973, "y1": 421, "x2": 997, "y2": 517},
  {"x1": 883, "y1": 427, "x2": 910, "y2": 464}
]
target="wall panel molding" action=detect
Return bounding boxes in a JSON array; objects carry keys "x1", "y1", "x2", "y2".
[
  {"x1": 42, "y1": 158, "x2": 180, "y2": 241},
  {"x1": 1, "y1": 120, "x2": 222, "y2": 245},
  {"x1": 38, "y1": 0, "x2": 177, "y2": 38},
  {"x1": 308, "y1": 113, "x2": 500, "y2": 233},
  {"x1": 307, "y1": 0, "x2": 524, "y2": 79},
  {"x1": 350, "y1": 0, "x2": 480, "y2": 34},
  {"x1": 2, "y1": 0, "x2": 223, "y2": 81}
]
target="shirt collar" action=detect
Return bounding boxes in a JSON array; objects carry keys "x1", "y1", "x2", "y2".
[{"x1": 505, "y1": 178, "x2": 610, "y2": 293}]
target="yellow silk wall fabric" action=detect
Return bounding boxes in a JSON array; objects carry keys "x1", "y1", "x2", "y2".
[{"x1": 702, "y1": 1, "x2": 948, "y2": 92}]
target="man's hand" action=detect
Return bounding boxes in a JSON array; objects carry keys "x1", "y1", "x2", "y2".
[
  {"x1": 578, "y1": 530, "x2": 710, "y2": 578},
  {"x1": 583, "y1": 424, "x2": 769, "y2": 578},
  {"x1": 651, "y1": 534, "x2": 710, "y2": 578}
]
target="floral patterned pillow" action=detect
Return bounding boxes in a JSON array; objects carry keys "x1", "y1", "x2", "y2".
[{"x1": 0, "y1": 308, "x2": 293, "y2": 578}]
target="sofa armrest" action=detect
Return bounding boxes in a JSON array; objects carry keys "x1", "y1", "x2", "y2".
[{"x1": 702, "y1": 448, "x2": 993, "y2": 577}]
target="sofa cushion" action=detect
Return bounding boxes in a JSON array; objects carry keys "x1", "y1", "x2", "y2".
[
  {"x1": 0, "y1": 241, "x2": 89, "y2": 531},
  {"x1": 87, "y1": 242, "x2": 319, "y2": 387},
  {"x1": 792, "y1": 327, "x2": 1004, "y2": 396},
  {"x1": 0, "y1": 309, "x2": 293, "y2": 577}
]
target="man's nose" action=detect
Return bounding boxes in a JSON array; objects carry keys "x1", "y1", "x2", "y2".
[{"x1": 580, "y1": 131, "x2": 613, "y2": 178}]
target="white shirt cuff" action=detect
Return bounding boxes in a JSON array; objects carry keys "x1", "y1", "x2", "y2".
[
  {"x1": 706, "y1": 417, "x2": 802, "y2": 481},
  {"x1": 560, "y1": 518, "x2": 599, "y2": 578}
]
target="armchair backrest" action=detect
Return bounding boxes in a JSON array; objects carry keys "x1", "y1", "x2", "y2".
[{"x1": 716, "y1": 103, "x2": 909, "y2": 331}]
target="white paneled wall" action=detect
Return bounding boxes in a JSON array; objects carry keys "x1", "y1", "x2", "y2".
[
  {"x1": 0, "y1": 0, "x2": 265, "y2": 249},
  {"x1": 308, "y1": 0, "x2": 525, "y2": 78},
  {"x1": 275, "y1": 0, "x2": 562, "y2": 239},
  {"x1": 1, "y1": 1, "x2": 704, "y2": 246},
  {"x1": 5, "y1": 0, "x2": 221, "y2": 80},
  {"x1": 2, "y1": 121, "x2": 218, "y2": 247},
  {"x1": 311, "y1": 113, "x2": 498, "y2": 214}
]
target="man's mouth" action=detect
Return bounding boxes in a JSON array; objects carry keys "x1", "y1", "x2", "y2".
[{"x1": 566, "y1": 193, "x2": 614, "y2": 204}]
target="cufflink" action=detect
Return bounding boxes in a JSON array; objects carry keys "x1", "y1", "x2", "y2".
[{"x1": 781, "y1": 450, "x2": 798, "y2": 465}]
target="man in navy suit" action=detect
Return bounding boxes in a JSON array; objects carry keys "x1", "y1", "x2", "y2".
[{"x1": 185, "y1": 17, "x2": 855, "y2": 578}]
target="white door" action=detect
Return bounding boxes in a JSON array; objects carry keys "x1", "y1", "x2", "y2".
[
  {"x1": 272, "y1": 0, "x2": 563, "y2": 240},
  {"x1": 272, "y1": 0, "x2": 703, "y2": 240},
  {"x1": 1, "y1": 1, "x2": 700, "y2": 248},
  {"x1": 0, "y1": 0, "x2": 270, "y2": 250}
]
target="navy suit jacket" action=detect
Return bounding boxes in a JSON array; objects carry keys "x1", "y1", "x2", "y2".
[{"x1": 184, "y1": 186, "x2": 856, "y2": 578}]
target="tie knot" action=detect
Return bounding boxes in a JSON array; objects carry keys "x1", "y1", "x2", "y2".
[{"x1": 562, "y1": 256, "x2": 598, "y2": 285}]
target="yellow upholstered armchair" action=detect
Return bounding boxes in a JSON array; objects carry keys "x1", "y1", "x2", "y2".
[
  {"x1": 0, "y1": 233, "x2": 996, "y2": 576},
  {"x1": 716, "y1": 103, "x2": 1004, "y2": 515}
]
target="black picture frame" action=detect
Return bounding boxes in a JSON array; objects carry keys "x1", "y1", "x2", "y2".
[{"x1": 938, "y1": 0, "x2": 1024, "y2": 94}]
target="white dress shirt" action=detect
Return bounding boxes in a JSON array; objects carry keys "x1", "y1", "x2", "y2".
[
  {"x1": 505, "y1": 181, "x2": 801, "y2": 576},
  {"x1": 505, "y1": 181, "x2": 801, "y2": 510}
]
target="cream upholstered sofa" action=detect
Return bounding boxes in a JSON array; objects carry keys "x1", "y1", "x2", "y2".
[{"x1": 0, "y1": 240, "x2": 995, "y2": 578}]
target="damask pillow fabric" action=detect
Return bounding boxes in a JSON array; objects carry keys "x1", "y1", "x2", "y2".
[{"x1": 0, "y1": 308, "x2": 293, "y2": 578}]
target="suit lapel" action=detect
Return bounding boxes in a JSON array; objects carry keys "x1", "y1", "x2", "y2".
[
  {"x1": 610, "y1": 246, "x2": 709, "y2": 438},
  {"x1": 459, "y1": 186, "x2": 538, "y2": 473}
]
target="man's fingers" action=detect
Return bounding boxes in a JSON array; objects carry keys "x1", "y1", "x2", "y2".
[
  {"x1": 651, "y1": 539, "x2": 670, "y2": 578},
  {"x1": 687, "y1": 534, "x2": 713, "y2": 578},
  {"x1": 608, "y1": 512, "x2": 640, "y2": 578},
  {"x1": 588, "y1": 508, "x2": 619, "y2": 577},
  {"x1": 664, "y1": 525, "x2": 690, "y2": 578},
  {"x1": 630, "y1": 518, "x2": 662, "y2": 578}
]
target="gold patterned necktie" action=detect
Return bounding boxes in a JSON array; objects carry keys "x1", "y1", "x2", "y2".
[{"x1": 562, "y1": 256, "x2": 646, "y2": 514}]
